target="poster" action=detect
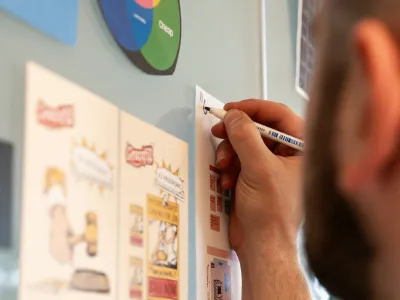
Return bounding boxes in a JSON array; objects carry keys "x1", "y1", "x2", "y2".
[
  {"x1": 118, "y1": 111, "x2": 188, "y2": 299},
  {"x1": 20, "y1": 62, "x2": 119, "y2": 300},
  {"x1": 295, "y1": 0, "x2": 318, "y2": 99},
  {"x1": 195, "y1": 86, "x2": 242, "y2": 300},
  {"x1": 98, "y1": 0, "x2": 182, "y2": 75},
  {"x1": 0, "y1": 0, "x2": 78, "y2": 45}
]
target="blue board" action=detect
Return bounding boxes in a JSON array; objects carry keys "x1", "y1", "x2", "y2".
[{"x1": 0, "y1": 0, "x2": 78, "y2": 45}]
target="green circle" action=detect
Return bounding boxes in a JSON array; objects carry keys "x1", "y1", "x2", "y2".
[{"x1": 141, "y1": 0, "x2": 181, "y2": 71}]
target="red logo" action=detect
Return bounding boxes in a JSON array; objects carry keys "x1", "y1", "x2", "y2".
[
  {"x1": 126, "y1": 144, "x2": 154, "y2": 167},
  {"x1": 37, "y1": 100, "x2": 74, "y2": 128}
]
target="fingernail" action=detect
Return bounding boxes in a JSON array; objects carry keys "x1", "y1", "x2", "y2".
[
  {"x1": 224, "y1": 110, "x2": 242, "y2": 126},
  {"x1": 216, "y1": 152, "x2": 226, "y2": 165},
  {"x1": 221, "y1": 178, "x2": 230, "y2": 188},
  {"x1": 212, "y1": 121, "x2": 223, "y2": 129}
]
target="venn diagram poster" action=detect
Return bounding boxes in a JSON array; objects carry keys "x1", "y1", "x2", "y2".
[
  {"x1": 119, "y1": 111, "x2": 188, "y2": 300},
  {"x1": 98, "y1": 0, "x2": 181, "y2": 75},
  {"x1": 0, "y1": 0, "x2": 78, "y2": 45},
  {"x1": 20, "y1": 62, "x2": 189, "y2": 300}
]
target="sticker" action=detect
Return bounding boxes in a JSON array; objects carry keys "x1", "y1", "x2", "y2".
[
  {"x1": 71, "y1": 139, "x2": 113, "y2": 191},
  {"x1": 210, "y1": 258, "x2": 231, "y2": 300},
  {"x1": 210, "y1": 195, "x2": 216, "y2": 212},
  {"x1": 130, "y1": 205, "x2": 144, "y2": 247},
  {"x1": 210, "y1": 214, "x2": 220, "y2": 232},
  {"x1": 210, "y1": 174, "x2": 216, "y2": 192},
  {"x1": 209, "y1": 165, "x2": 221, "y2": 174},
  {"x1": 216, "y1": 177, "x2": 222, "y2": 194},
  {"x1": 206, "y1": 249, "x2": 233, "y2": 300},
  {"x1": 155, "y1": 161, "x2": 184, "y2": 203},
  {"x1": 147, "y1": 194, "x2": 179, "y2": 299},
  {"x1": 130, "y1": 257, "x2": 143, "y2": 299},
  {"x1": 217, "y1": 196, "x2": 223, "y2": 213},
  {"x1": 126, "y1": 144, "x2": 154, "y2": 168},
  {"x1": 37, "y1": 100, "x2": 74, "y2": 128}
]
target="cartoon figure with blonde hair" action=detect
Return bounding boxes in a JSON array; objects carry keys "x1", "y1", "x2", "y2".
[{"x1": 44, "y1": 167, "x2": 98, "y2": 265}]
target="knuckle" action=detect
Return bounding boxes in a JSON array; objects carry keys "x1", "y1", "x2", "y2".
[
  {"x1": 229, "y1": 120, "x2": 254, "y2": 142},
  {"x1": 217, "y1": 140, "x2": 232, "y2": 155}
]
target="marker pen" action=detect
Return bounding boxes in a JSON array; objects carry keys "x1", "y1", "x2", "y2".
[{"x1": 205, "y1": 107, "x2": 304, "y2": 152}]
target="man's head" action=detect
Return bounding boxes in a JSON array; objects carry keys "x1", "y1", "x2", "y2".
[{"x1": 304, "y1": 0, "x2": 400, "y2": 299}]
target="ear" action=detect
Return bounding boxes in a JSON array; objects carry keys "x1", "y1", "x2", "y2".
[{"x1": 340, "y1": 20, "x2": 400, "y2": 193}]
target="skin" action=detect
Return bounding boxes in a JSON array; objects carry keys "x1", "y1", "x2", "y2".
[
  {"x1": 212, "y1": 102, "x2": 310, "y2": 299},
  {"x1": 212, "y1": 5, "x2": 400, "y2": 300},
  {"x1": 330, "y1": 20, "x2": 400, "y2": 299}
]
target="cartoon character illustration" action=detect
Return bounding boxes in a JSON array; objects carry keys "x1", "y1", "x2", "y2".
[
  {"x1": 45, "y1": 167, "x2": 98, "y2": 263},
  {"x1": 131, "y1": 214, "x2": 143, "y2": 235},
  {"x1": 129, "y1": 258, "x2": 143, "y2": 299},
  {"x1": 130, "y1": 266, "x2": 143, "y2": 286},
  {"x1": 34, "y1": 167, "x2": 109, "y2": 294},
  {"x1": 130, "y1": 205, "x2": 144, "y2": 246},
  {"x1": 151, "y1": 221, "x2": 178, "y2": 269}
]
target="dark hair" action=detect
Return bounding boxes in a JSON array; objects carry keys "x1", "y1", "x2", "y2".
[{"x1": 303, "y1": 1, "x2": 383, "y2": 299}]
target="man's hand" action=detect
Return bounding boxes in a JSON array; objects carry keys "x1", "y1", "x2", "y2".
[{"x1": 212, "y1": 100, "x2": 310, "y2": 299}]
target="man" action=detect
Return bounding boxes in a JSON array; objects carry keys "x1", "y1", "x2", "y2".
[{"x1": 212, "y1": 0, "x2": 400, "y2": 299}]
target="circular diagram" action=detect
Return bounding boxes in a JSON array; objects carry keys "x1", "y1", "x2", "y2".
[{"x1": 98, "y1": 0, "x2": 181, "y2": 75}]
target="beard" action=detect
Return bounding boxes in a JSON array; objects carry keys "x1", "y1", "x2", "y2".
[{"x1": 303, "y1": 129, "x2": 374, "y2": 300}]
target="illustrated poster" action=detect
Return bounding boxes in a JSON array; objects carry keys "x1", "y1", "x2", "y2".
[
  {"x1": 119, "y1": 111, "x2": 188, "y2": 299},
  {"x1": 20, "y1": 62, "x2": 119, "y2": 300},
  {"x1": 195, "y1": 85, "x2": 242, "y2": 300},
  {"x1": 98, "y1": 0, "x2": 182, "y2": 75}
]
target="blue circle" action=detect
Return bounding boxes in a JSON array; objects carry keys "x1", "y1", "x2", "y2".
[
  {"x1": 98, "y1": 0, "x2": 153, "y2": 51},
  {"x1": 126, "y1": 0, "x2": 153, "y2": 49}
]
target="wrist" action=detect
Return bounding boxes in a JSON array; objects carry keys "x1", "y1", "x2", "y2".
[
  {"x1": 235, "y1": 223, "x2": 298, "y2": 263},
  {"x1": 236, "y1": 226, "x2": 308, "y2": 300}
]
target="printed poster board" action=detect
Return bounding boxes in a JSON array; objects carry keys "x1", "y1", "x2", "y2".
[
  {"x1": 20, "y1": 62, "x2": 119, "y2": 299},
  {"x1": 119, "y1": 111, "x2": 188, "y2": 300},
  {"x1": 19, "y1": 62, "x2": 189, "y2": 300}
]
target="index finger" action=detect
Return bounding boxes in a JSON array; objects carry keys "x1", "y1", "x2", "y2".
[{"x1": 224, "y1": 99, "x2": 304, "y2": 138}]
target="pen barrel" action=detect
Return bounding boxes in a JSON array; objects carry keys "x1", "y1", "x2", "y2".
[
  {"x1": 209, "y1": 107, "x2": 304, "y2": 151},
  {"x1": 256, "y1": 122, "x2": 304, "y2": 151}
]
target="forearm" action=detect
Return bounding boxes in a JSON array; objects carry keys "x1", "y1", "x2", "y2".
[{"x1": 238, "y1": 230, "x2": 311, "y2": 300}]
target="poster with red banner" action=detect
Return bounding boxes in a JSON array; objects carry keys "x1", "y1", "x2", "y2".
[{"x1": 119, "y1": 111, "x2": 188, "y2": 300}]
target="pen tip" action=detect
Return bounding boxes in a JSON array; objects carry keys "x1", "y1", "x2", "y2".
[{"x1": 204, "y1": 107, "x2": 211, "y2": 111}]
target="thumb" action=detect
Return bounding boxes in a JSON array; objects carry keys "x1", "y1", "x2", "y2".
[{"x1": 224, "y1": 109, "x2": 271, "y2": 172}]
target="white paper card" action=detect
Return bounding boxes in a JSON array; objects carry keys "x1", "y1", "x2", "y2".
[{"x1": 195, "y1": 85, "x2": 242, "y2": 300}]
